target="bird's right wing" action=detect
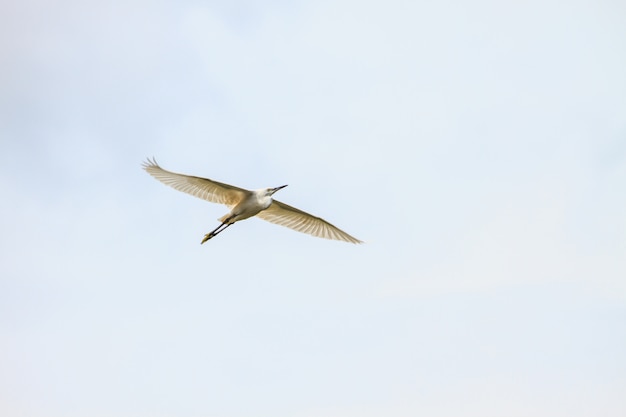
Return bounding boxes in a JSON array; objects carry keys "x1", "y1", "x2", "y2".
[
  {"x1": 257, "y1": 200, "x2": 363, "y2": 244},
  {"x1": 142, "y1": 158, "x2": 249, "y2": 207}
]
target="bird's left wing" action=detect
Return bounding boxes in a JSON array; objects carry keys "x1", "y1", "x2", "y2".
[
  {"x1": 142, "y1": 158, "x2": 248, "y2": 207},
  {"x1": 257, "y1": 200, "x2": 363, "y2": 244}
]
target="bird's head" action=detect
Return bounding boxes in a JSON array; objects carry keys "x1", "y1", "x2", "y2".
[{"x1": 267, "y1": 184, "x2": 288, "y2": 196}]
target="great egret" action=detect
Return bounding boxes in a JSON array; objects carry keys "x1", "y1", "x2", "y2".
[{"x1": 142, "y1": 158, "x2": 362, "y2": 244}]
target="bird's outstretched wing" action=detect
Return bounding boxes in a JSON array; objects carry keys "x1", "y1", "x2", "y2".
[
  {"x1": 142, "y1": 158, "x2": 249, "y2": 207},
  {"x1": 257, "y1": 200, "x2": 363, "y2": 244}
]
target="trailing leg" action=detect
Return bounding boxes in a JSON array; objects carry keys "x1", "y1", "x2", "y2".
[{"x1": 201, "y1": 221, "x2": 234, "y2": 244}]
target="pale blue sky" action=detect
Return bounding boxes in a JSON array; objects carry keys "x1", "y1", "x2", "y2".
[{"x1": 1, "y1": 1, "x2": 625, "y2": 416}]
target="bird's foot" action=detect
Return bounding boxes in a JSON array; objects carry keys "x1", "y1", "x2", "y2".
[{"x1": 201, "y1": 233, "x2": 213, "y2": 244}]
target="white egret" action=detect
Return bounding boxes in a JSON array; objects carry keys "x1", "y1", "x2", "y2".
[{"x1": 142, "y1": 158, "x2": 362, "y2": 244}]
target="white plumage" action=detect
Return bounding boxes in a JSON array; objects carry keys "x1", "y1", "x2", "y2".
[{"x1": 142, "y1": 158, "x2": 362, "y2": 244}]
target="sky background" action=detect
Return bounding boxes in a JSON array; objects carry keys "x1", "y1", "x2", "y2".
[{"x1": 1, "y1": 0, "x2": 625, "y2": 416}]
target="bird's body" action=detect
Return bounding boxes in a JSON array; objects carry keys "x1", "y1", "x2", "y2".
[
  {"x1": 142, "y1": 158, "x2": 362, "y2": 244},
  {"x1": 220, "y1": 187, "x2": 277, "y2": 223}
]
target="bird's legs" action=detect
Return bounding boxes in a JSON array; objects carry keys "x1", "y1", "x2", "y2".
[{"x1": 201, "y1": 220, "x2": 235, "y2": 244}]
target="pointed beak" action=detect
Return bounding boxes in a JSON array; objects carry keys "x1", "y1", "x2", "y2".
[{"x1": 271, "y1": 184, "x2": 288, "y2": 194}]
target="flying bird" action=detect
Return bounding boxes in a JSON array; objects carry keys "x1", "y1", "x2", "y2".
[{"x1": 142, "y1": 158, "x2": 362, "y2": 244}]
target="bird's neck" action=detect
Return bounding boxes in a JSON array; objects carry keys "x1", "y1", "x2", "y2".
[{"x1": 254, "y1": 192, "x2": 273, "y2": 209}]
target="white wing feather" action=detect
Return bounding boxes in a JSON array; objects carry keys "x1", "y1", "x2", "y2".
[
  {"x1": 142, "y1": 158, "x2": 248, "y2": 207},
  {"x1": 257, "y1": 200, "x2": 363, "y2": 244}
]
